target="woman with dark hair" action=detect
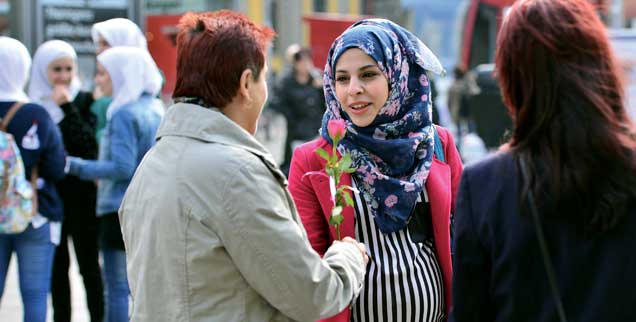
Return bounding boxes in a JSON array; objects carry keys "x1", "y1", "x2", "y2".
[
  {"x1": 118, "y1": 11, "x2": 368, "y2": 322},
  {"x1": 451, "y1": 0, "x2": 636, "y2": 321},
  {"x1": 269, "y1": 45, "x2": 325, "y2": 174}
]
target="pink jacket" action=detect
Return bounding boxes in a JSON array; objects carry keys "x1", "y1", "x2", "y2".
[{"x1": 288, "y1": 126, "x2": 463, "y2": 322}]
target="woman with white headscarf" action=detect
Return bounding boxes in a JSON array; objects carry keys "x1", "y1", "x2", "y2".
[
  {"x1": 90, "y1": 17, "x2": 162, "y2": 144},
  {"x1": 0, "y1": 37, "x2": 66, "y2": 322},
  {"x1": 92, "y1": 17, "x2": 147, "y2": 55},
  {"x1": 67, "y1": 46, "x2": 163, "y2": 322},
  {"x1": 28, "y1": 39, "x2": 104, "y2": 322}
]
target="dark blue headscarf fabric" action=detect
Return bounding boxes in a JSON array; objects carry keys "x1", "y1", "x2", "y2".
[{"x1": 320, "y1": 18, "x2": 444, "y2": 233}]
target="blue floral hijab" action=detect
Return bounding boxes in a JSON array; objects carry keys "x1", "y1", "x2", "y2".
[{"x1": 320, "y1": 18, "x2": 445, "y2": 233}]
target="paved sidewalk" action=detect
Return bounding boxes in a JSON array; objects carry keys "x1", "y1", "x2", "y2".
[{"x1": 0, "y1": 241, "x2": 91, "y2": 322}]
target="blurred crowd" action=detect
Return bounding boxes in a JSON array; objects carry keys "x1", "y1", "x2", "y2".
[{"x1": 0, "y1": 17, "x2": 162, "y2": 322}]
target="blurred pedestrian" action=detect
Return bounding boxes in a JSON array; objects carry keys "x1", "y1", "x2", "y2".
[
  {"x1": 269, "y1": 45, "x2": 325, "y2": 174},
  {"x1": 92, "y1": 18, "x2": 147, "y2": 56},
  {"x1": 67, "y1": 46, "x2": 163, "y2": 322},
  {"x1": 0, "y1": 36, "x2": 66, "y2": 322},
  {"x1": 451, "y1": 0, "x2": 636, "y2": 321},
  {"x1": 288, "y1": 18, "x2": 463, "y2": 322},
  {"x1": 90, "y1": 18, "x2": 151, "y2": 143},
  {"x1": 28, "y1": 39, "x2": 103, "y2": 322},
  {"x1": 119, "y1": 10, "x2": 368, "y2": 322},
  {"x1": 447, "y1": 66, "x2": 470, "y2": 135}
]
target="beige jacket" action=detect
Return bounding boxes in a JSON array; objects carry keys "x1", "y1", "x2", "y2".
[{"x1": 119, "y1": 103, "x2": 365, "y2": 322}]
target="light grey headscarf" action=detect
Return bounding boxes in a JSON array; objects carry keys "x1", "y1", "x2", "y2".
[
  {"x1": 28, "y1": 40, "x2": 81, "y2": 124},
  {"x1": 92, "y1": 18, "x2": 147, "y2": 49},
  {"x1": 97, "y1": 47, "x2": 162, "y2": 120},
  {"x1": 0, "y1": 37, "x2": 31, "y2": 102}
]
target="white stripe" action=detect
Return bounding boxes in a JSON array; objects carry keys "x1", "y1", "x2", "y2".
[
  {"x1": 354, "y1": 186, "x2": 374, "y2": 322},
  {"x1": 408, "y1": 232, "x2": 427, "y2": 321},
  {"x1": 387, "y1": 233, "x2": 405, "y2": 322}
]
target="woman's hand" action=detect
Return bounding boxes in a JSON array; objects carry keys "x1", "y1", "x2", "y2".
[{"x1": 51, "y1": 84, "x2": 72, "y2": 106}]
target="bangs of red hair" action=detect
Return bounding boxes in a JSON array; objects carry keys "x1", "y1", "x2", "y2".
[{"x1": 173, "y1": 10, "x2": 275, "y2": 108}]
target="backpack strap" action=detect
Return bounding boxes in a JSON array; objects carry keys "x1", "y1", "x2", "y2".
[
  {"x1": 29, "y1": 167, "x2": 38, "y2": 216},
  {"x1": 0, "y1": 142, "x2": 10, "y2": 205},
  {"x1": 0, "y1": 102, "x2": 25, "y2": 132},
  {"x1": 0, "y1": 102, "x2": 38, "y2": 216},
  {"x1": 433, "y1": 126, "x2": 445, "y2": 163}
]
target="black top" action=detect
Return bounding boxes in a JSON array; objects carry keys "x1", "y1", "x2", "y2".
[
  {"x1": 57, "y1": 91, "x2": 98, "y2": 220},
  {"x1": 59, "y1": 91, "x2": 97, "y2": 159},
  {"x1": 450, "y1": 151, "x2": 636, "y2": 322},
  {"x1": 269, "y1": 69, "x2": 325, "y2": 168}
]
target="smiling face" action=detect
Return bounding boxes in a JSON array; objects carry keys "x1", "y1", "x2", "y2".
[
  {"x1": 47, "y1": 56, "x2": 75, "y2": 87},
  {"x1": 334, "y1": 48, "x2": 389, "y2": 127}
]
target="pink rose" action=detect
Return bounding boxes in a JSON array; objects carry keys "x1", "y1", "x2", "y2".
[
  {"x1": 327, "y1": 119, "x2": 346, "y2": 140},
  {"x1": 384, "y1": 194, "x2": 398, "y2": 208}
]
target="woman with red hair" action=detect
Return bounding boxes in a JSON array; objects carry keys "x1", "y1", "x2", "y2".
[
  {"x1": 118, "y1": 10, "x2": 368, "y2": 322},
  {"x1": 451, "y1": 0, "x2": 636, "y2": 321}
]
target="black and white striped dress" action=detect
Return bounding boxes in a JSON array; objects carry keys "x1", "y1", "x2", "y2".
[{"x1": 351, "y1": 181, "x2": 445, "y2": 322}]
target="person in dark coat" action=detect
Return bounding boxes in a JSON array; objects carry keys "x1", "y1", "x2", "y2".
[
  {"x1": 450, "y1": 1, "x2": 636, "y2": 321},
  {"x1": 269, "y1": 45, "x2": 325, "y2": 174}
]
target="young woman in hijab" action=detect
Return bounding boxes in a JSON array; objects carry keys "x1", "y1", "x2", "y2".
[
  {"x1": 92, "y1": 18, "x2": 147, "y2": 55},
  {"x1": 67, "y1": 46, "x2": 163, "y2": 322},
  {"x1": 288, "y1": 19, "x2": 463, "y2": 322},
  {"x1": 28, "y1": 39, "x2": 104, "y2": 322},
  {"x1": 90, "y1": 18, "x2": 163, "y2": 143},
  {"x1": 0, "y1": 37, "x2": 66, "y2": 322}
]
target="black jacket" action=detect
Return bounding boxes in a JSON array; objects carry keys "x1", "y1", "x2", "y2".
[
  {"x1": 450, "y1": 151, "x2": 636, "y2": 322},
  {"x1": 57, "y1": 91, "x2": 98, "y2": 220},
  {"x1": 269, "y1": 69, "x2": 325, "y2": 168}
]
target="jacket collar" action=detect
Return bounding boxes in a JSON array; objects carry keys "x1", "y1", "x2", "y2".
[{"x1": 157, "y1": 103, "x2": 284, "y2": 182}]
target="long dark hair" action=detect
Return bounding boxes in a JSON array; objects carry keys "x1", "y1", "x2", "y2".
[{"x1": 496, "y1": 0, "x2": 636, "y2": 235}]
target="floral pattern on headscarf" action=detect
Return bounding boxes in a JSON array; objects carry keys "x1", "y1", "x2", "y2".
[{"x1": 320, "y1": 18, "x2": 444, "y2": 233}]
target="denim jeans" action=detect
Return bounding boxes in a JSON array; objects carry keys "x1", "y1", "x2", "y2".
[
  {"x1": 0, "y1": 223, "x2": 56, "y2": 322},
  {"x1": 102, "y1": 248, "x2": 129, "y2": 322}
]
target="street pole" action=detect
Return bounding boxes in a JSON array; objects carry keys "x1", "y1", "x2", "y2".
[
  {"x1": 8, "y1": 0, "x2": 36, "y2": 52},
  {"x1": 611, "y1": 0, "x2": 625, "y2": 28},
  {"x1": 132, "y1": 0, "x2": 145, "y2": 31}
]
